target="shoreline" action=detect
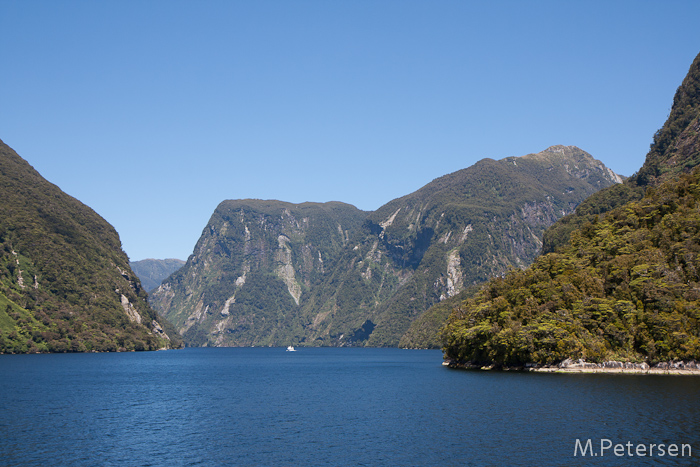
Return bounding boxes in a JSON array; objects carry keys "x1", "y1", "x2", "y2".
[
  {"x1": 444, "y1": 358, "x2": 700, "y2": 375},
  {"x1": 530, "y1": 367, "x2": 700, "y2": 375}
]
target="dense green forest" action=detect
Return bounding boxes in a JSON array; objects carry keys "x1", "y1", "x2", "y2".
[
  {"x1": 0, "y1": 139, "x2": 177, "y2": 353},
  {"x1": 443, "y1": 170, "x2": 700, "y2": 365},
  {"x1": 443, "y1": 51, "x2": 700, "y2": 367}
]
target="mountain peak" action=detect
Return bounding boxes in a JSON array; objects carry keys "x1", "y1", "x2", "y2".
[
  {"x1": 544, "y1": 144, "x2": 581, "y2": 153},
  {"x1": 522, "y1": 145, "x2": 592, "y2": 163},
  {"x1": 442, "y1": 51, "x2": 700, "y2": 367},
  {"x1": 508, "y1": 146, "x2": 624, "y2": 185}
]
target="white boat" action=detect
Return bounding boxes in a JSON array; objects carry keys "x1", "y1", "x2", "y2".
[{"x1": 286, "y1": 345, "x2": 296, "y2": 352}]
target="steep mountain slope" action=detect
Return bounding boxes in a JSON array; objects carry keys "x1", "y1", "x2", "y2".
[
  {"x1": 131, "y1": 258, "x2": 185, "y2": 293},
  {"x1": 302, "y1": 146, "x2": 622, "y2": 347},
  {"x1": 542, "y1": 51, "x2": 700, "y2": 254},
  {"x1": 443, "y1": 51, "x2": 700, "y2": 367},
  {"x1": 149, "y1": 200, "x2": 366, "y2": 346},
  {"x1": 0, "y1": 139, "x2": 173, "y2": 353},
  {"x1": 635, "y1": 51, "x2": 700, "y2": 186}
]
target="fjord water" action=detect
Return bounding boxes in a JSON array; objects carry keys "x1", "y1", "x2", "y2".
[{"x1": 1, "y1": 348, "x2": 698, "y2": 466}]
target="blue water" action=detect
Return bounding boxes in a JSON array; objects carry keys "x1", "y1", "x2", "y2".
[{"x1": 1, "y1": 348, "x2": 699, "y2": 466}]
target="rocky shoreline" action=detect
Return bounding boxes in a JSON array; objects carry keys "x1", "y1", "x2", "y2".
[{"x1": 443, "y1": 358, "x2": 700, "y2": 375}]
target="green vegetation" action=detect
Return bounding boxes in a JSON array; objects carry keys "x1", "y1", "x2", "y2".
[
  {"x1": 0, "y1": 139, "x2": 174, "y2": 353},
  {"x1": 443, "y1": 170, "x2": 700, "y2": 365},
  {"x1": 636, "y1": 52, "x2": 700, "y2": 186},
  {"x1": 542, "y1": 182, "x2": 644, "y2": 254},
  {"x1": 400, "y1": 287, "x2": 478, "y2": 349},
  {"x1": 443, "y1": 51, "x2": 700, "y2": 367}
]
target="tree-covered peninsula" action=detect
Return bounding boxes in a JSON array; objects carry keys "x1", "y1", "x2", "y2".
[{"x1": 443, "y1": 51, "x2": 700, "y2": 368}]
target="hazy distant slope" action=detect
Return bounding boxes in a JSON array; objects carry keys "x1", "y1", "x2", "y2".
[
  {"x1": 0, "y1": 139, "x2": 173, "y2": 353},
  {"x1": 131, "y1": 258, "x2": 185, "y2": 293}
]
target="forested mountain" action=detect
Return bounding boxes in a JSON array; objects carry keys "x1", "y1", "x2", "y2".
[
  {"x1": 149, "y1": 200, "x2": 367, "y2": 346},
  {"x1": 443, "y1": 51, "x2": 700, "y2": 367},
  {"x1": 151, "y1": 147, "x2": 621, "y2": 347},
  {"x1": 130, "y1": 258, "x2": 185, "y2": 293},
  {"x1": 0, "y1": 140, "x2": 175, "y2": 353}
]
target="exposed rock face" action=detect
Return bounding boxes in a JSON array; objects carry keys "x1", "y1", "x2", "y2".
[
  {"x1": 120, "y1": 293, "x2": 142, "y2": 324},
  {"x1": 149, "y1": 200, "x2": 366, "y2": 347},
  {"x1": 276, "y1": 235, "x2": 302, "y2": 305},
  {"x1": 151, "y1": 320, "x2": 170, "y2": 343},
  {"x1": 444, "y1": 249, "x2": 463, "y2": 299},
  {"x1": 559, "y1": 358, "x2": 651, "y2": 371}
]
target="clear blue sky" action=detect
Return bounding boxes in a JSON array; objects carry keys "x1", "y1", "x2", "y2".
[{"x1": 2, "y1": 1, "x2": 699, "y2": 261}]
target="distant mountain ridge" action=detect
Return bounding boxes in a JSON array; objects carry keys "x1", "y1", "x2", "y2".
[
  {"x1": 151, "y1": 145, "x2": 622, "y2": 347},
  {"x1": 131, "y1": 258, "x2": 185, "y2": 293},
  {"x1": 0, "y1": 139, "x2": 175, "y2": 353}
]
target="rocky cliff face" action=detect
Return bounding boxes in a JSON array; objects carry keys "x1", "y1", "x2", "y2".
[
  {"x1": 152, "y1": 146, "x2": 621, "y2": 348},
  {"x1": 149, "y1": 200, "x2": 366, "y2": 346}
]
